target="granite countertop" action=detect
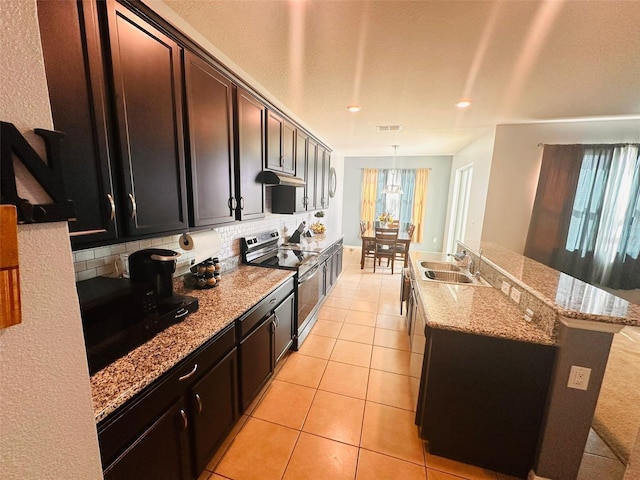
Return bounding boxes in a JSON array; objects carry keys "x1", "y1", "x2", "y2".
[
  {"x1": 90, "y1": 265, "x2": 295, "y2": 423},
  {"x1": 409, "y1": 251, "x2": 555, "y2": 346},
  {"x1": 459, "y1": 241, "x2": 640, "y2": 326},
  {"x1": 283, "y1": 232, "x2": 343, "y2": 252}
]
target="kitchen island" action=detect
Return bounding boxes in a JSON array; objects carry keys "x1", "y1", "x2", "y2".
[{"x1": 410, "y1": 243, "x2": 639, "y2": 480}]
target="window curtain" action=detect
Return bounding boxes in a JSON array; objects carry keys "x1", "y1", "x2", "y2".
[
  {"x1": 399, "y1": 169, "x2": 415, "y2": 229},
  {"x1": 524, "y1": 145, "x2": 584, "y2": 267},
  {"x1": 411, "y1": 169, "x2": 429, "y2": 243},
  {"x1": 526, "y1": 143, "x2": 640, "y2": 290},
  {"x1": 375, "y1": 170, "x2": 387, "y2": 218},
  {"x1": 360, "y1": 169, "x2": 378, "y2": 231}
]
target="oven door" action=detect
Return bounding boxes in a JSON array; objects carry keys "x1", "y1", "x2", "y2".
[{"x1": 297, "y1": 261, "x2": 323, "y2": 337}]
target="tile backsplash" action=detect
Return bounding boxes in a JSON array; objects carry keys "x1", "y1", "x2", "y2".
[{"x1": 73, "y1": 210, "x2": 317, "y2": 282}]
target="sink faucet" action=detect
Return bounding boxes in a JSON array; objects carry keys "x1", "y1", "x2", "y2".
[
  {"x1": 470, "y1": 248, "x2": 483, "y2": 278},
  {"x1": 448, "y1": 250, "x2": 467, "y2": 262}
]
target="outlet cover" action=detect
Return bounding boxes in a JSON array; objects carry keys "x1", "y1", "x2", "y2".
[
  {"x1": 501, "y1": 281, "x2": 510, "y2": 295},
  {"x1": 510, "y1": 287, "x2": 521, "y2": 303},
  {"x1": 568, "y1": 365, "x2": 591, "y2": 391}
]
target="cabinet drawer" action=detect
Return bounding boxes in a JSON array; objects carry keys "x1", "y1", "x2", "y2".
[
  {"x1": 98, "y1": 323, "x2": 236, "y2": 468},
  {"x1": 237, "y1": 277, "x2": 294, "y2": 338}
]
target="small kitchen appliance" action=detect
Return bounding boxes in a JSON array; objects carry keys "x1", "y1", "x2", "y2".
[{"x1": 78, "y1": 248, "x2": 198, "y2": 374}]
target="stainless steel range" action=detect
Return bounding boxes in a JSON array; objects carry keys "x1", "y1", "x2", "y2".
[{"x1": 241, "y1": 229, "x2": 326, "y2": 348}]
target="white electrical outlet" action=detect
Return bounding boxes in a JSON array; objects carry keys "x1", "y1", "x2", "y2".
[
  {"x1": 567, "y1": 365, "x2": 591, "y2": 391},
  {"x1": 501, "y1": 281, "x2": 510, "y2": 295},
  {"x1": 524, "y1": 308, "x2": 534, "y2": 322},
  {"x1": 510, "y1": 287, "x2": 521, "y2": 303},
  {"x1": 432, "y1": 237, "x2": 437, "y2": 243}
]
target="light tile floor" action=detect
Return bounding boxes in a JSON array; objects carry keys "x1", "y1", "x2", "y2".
[{"x1": 200, "y1": 248, "x2": 627, "y2": 480}]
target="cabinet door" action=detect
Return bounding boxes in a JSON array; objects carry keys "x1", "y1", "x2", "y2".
[
  {"x1": 296, "y1": 130, "x2": 309, "y2": 211},
  {"x1": 105, "y1": 1, "x2": 188, "y2": 236},
  {"x1": 190, "y1": 348, "x2": 238, "y2": 475},
  {"x1": 307, "y1": 139, "x2": 318, "y2": 210},
  {"x1": 274, "y1": 293, "x2": 294, "y2": 363},
  {"x1": 37, "y1": 0, "x2": 118, "y2": 246},
  {"x1": 104, "y1": 397, "x2": 190, "y2": 480},
  {"x1": 319, "y1": 148, "x2": 331, "y2": 209},
  {"x1": 235, "y1": 87, "x2": 265, "y2": 221},
  {"x1": 266, "y1": 110, "x2": 283, "y2": 171},
  {"x1": 184, "y1": 51, "x2": 236, "y2": 227},
  {"x1": 239, "y1": 316, "x2": 274, "y2": 412},
  {"x1": 282, "y1": 120, "x2": 296, "y2": 175}
]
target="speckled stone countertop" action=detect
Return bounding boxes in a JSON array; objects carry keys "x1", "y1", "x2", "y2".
[
  {"x1": 283, "y1": 232, "x2": 344, "y2": 252},
  {"x1": 459, "y1": 241, "x2": 640, "y2": 326},
  {"x1": 90, "y1": 265, "x2": 294, "y2": 423},
  {"x1": 409, "y1": 251, "x2": 555, "y2": 345}
]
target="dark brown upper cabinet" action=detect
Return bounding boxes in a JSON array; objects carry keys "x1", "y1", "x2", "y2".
[
  {"x1": 183, "y1": 51, "x2": 236, "y2": 227},
  {"x1": 103, "y1": 0, "x2": 188, "y2": 237},
  {"x1": 319, "y1": 147, "x2": 331, "y2": 209},
  {"x1": 271, "y1": 129, "x2": 308, "y2": 214},
  {"x1": 266, "y1": 110, "x2": 295, "y2": 175},
  {"x1": 234, "y1": 88, "x2": 265, "y2": 221},
  {"x1": 37, "y1": 0, "x2": 118, "y2": 247},
  {"x1": 307, "y1": 138, "x2": 319, "y2": 210}
]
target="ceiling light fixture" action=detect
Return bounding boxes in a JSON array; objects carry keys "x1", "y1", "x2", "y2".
[
  {"x1": 455, "y1": 100, "x2": 472, "y2": 108},
  {"x1": 347, "y1": 105, "x2": 361, "y2": 112},
  {"x1": 382, "y1": 145, "x2": 404, "y2": 195}
]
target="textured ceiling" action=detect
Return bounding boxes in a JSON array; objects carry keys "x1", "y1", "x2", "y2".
[{"x1": 162, "y1": 0, "x2": 640, "y2": 156}]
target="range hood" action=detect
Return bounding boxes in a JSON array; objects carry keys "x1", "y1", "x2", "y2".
[{"x1": 257, "y1": 171, "x2": 306, "y2": 187}]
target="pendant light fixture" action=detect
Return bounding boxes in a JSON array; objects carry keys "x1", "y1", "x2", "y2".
[{"x1": 382, "y1": 145, "x2": 404, "y2": 194}]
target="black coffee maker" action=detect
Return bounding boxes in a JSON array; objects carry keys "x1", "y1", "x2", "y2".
[
  {"x1": 129, "y1": 248, "x2": 179, "y2": 298},
  {"x1": 129, "y1": 248, "x2": 198, "y2": 315}
]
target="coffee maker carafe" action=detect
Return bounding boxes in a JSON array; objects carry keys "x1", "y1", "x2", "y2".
[{"x1": 128, "y1": 248, "x2": 180, "y2": 298}]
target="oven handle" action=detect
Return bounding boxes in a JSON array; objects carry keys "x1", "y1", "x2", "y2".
[{"x1": 298, "y1": 263, "x2": 321, "y2": 284}]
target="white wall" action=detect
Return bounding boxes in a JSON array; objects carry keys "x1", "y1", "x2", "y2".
[
  {"x1": 0, "y1": 1, "x2": 102, "y2": 478},
  {"x1": 482, "y1": 118, "x2": 640, "y2": 253},
  {"x1": 444, "y1": 130, "x2": 495, "y2": 253},
  {"x1": 341, "y1": 155, "x2": 452, "y2": 251}
]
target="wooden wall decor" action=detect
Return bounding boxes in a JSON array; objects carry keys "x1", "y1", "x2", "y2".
[
  {"x1": 0, "y1": 121, "x2": 75, "y2": 223},
  {"x1": 1, "y1": 205, "x2": 21, "y2": 328}
]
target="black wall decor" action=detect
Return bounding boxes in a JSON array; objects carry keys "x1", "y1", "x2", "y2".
[{"x1": 0, "y1": 121, "x2": 75, "y2": 223}]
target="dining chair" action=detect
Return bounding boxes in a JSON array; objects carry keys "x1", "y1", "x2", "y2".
[
  {"x1": 373, "y1": 227, "x2": 399, "y2": 274},
  {"x1": 393, "y1": 223, "x2": 415, "y2": 269},
  {"x1": 361, "y1": 221, "x2": 376, "y2": 265}
]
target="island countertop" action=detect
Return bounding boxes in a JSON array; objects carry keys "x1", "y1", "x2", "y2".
[
  {"x1": 409, "y1": 251, "x2": 555, "y2": 345},
  {"x1": 90, "y1": 265, "x2": 294, "y2": 423},
  {"x1": 459, "y1": 241, "x2": 640, "y2": 327}
]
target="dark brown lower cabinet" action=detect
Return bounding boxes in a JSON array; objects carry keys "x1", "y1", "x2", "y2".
[
  {"x1": 415, "y1": 327, "x2": 556, "y2": 478},
  {"x1": 104, "y1": 397, "x2": 191, "y2": 480},
  {"x1": 237, "y1": 278, "x2": 295, "y2": 411},
  {"x1": 98, "y1": 325, "x2": 237, "y2": 480},
  {"x1": 190, "y1": 349, "x2": 238, "y2": 474}
]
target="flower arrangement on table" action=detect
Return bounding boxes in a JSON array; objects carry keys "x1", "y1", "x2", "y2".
[{"x1": 378, "y1": 212, "x2": 394, "y2": 224}]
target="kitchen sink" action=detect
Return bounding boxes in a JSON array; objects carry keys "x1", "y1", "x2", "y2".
[
  {"x1": 418, "y1": 264, "x2": 491, "y2": 287},
  {"x1": 420, "y1": 261, "x2": 460, "y2": 272}
]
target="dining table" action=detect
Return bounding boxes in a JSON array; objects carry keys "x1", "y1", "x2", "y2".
[{"x1": 360, "y1": 227, "x2": 412, "y2": 269}]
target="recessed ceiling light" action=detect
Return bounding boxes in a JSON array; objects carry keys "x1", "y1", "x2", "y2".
[
  {"x1": 347, "y1": 105, "x2": 361, "y2": 112},
  {"x1": 455, "y1": 100, "x2": 471, "y2": 108}
]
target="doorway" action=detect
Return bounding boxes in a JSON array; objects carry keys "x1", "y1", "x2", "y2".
[{"x1": 446, "y1": 164, "x2": 473, "y2": 255}]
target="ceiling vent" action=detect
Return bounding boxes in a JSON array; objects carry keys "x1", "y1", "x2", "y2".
[{"x1": 376, "y1": 125, "x2": 403, "y2": 132}]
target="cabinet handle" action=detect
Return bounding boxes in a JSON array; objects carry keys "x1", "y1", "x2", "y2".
[
  {"x1": 269, "y1": 298, "x2": 277, "y2": 305},
  {"x1": 180, "y1": 409, "x2": 188, "y2": 430},
  {"x1": 303, "y1": 197, "x2": 308, "y2": 207},
  {"x1": 195, "y1": 393, "x2": 202, "y2": 414},
  {"x1": 274, "y1": 313, "x2": 280, "y2": 328},
  {"x1": 128, "y1": 193, "x2": 137, "y2": 219},
  {"x1": 107, "y1": 193, "x2": 116, "y2": 221},
  {"x1": 179, "y1": 363, "x2": 198, "y2": 381},
  {"x1": 240, "y1": 197, "x2": 245, "y2": 210}
]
